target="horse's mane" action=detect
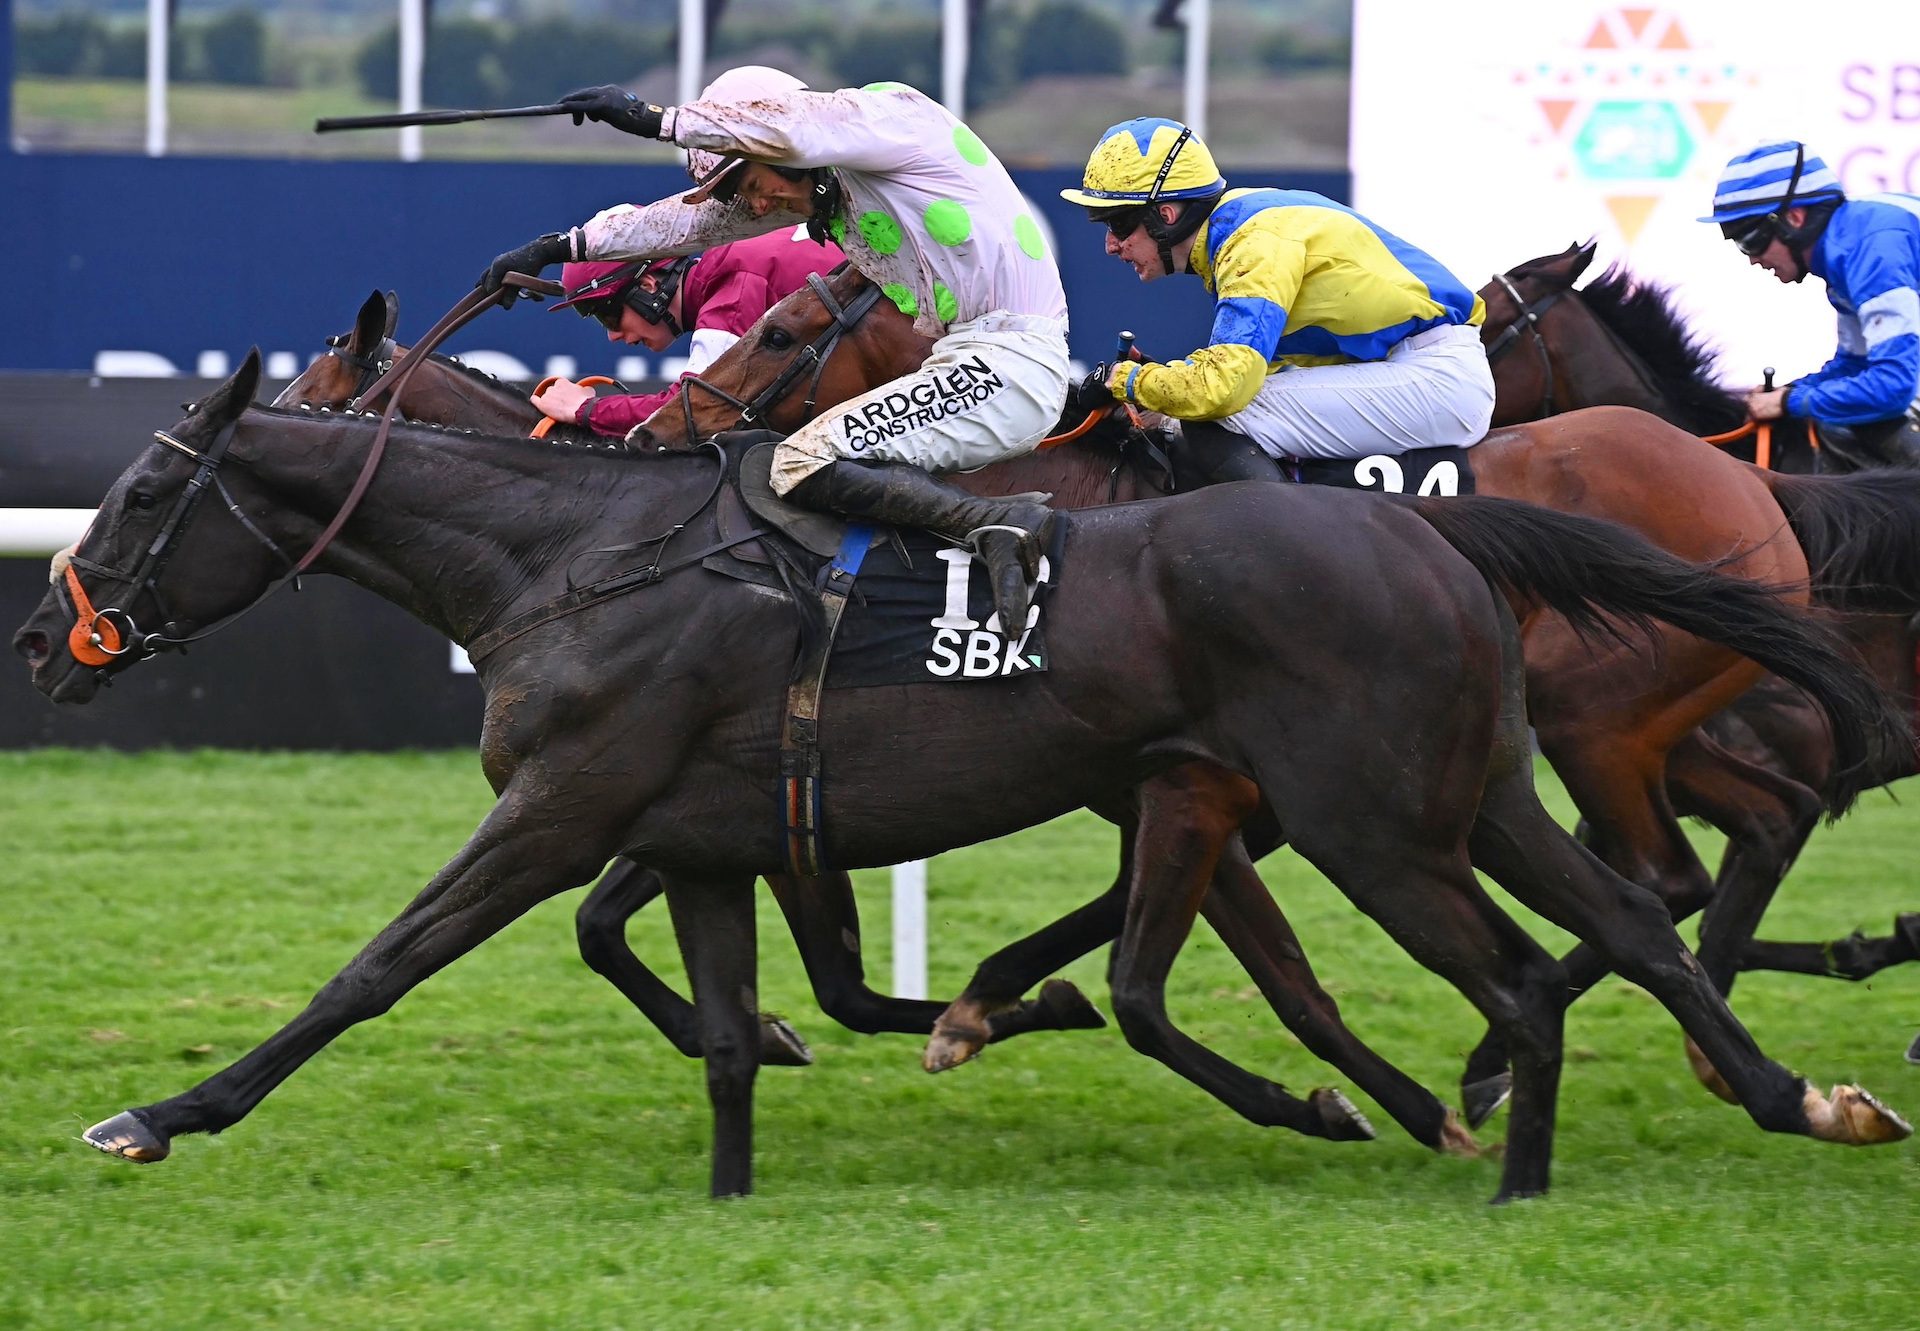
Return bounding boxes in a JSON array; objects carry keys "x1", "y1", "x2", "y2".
[
  {"x1": 241, "y1": 400, "x2": 644, "y2": 459},
  {"x1": 1576, "y1": 265, "x2": 1745, "y2": 434}
]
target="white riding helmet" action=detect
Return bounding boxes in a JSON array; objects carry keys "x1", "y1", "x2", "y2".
[{"x1": 682, "y1": 66, "x2": 809, "y2": 204}]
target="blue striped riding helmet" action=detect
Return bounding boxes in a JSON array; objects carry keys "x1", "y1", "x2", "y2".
[{"x1": 1700, "y1": 141, "x2": 1845, "y2": 224}]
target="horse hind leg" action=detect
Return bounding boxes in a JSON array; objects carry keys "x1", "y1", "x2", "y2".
[
  {"x1": 1470, "y1": 751, "x2": 1912, "y2": 1149},
  {"x1": 1105, "y1": 763, "x2": 1361, "y2": 1140}
]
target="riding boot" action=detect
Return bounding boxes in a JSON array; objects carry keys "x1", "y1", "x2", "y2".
[
  {"x1": 788, "y1": 459, "x2": 1056, "y2": 634},
  {"x1": 1174, "y1": 419, "x2": 1285, "y2": 489}
]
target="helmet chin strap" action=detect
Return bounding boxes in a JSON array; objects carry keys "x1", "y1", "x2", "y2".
[
  {"x1": 1137, "y1": 125, "x2": 1218, "y2": 276},
  {"x1": 805, "y1": 169, "x2": 845, "y2": 246}
]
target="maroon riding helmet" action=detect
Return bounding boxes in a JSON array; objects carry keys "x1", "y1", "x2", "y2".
[{"x1": 553, "y1": 256, "x2": 696, "y2": 334}]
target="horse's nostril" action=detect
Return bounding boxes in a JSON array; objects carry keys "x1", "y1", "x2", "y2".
[{"x1": 14, "y1": 629, "x2": 52, "y2": 667}]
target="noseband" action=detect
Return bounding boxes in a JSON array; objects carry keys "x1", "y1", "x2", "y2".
[
  {"x1": 1483, "y1": 272, "x2": 1565, "y2": 420},
  {"x1": 668, "y1": 272, "x2": 885, "y2": 446}
]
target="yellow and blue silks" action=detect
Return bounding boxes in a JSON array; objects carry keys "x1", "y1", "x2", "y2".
[{"x1": 1110, "y1": 189, "x2": 1487, "y2": 421}]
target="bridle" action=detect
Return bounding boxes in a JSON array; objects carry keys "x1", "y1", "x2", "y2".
[
  {"x1": 666, "y1": 271, "x2": 884, "y2": 447},
  {"x1": 322, "y1": 332, "x2": 396, "y2": 407},
  {"x1": 59, "y1": 276, "x2": 554, "y2": 673},
  {"x1": 1482, "y1": 271, "x2": 1566, "y2": 420},
  {"x1": 58, "y1": 419, "x2": 301, "y2": 667}
]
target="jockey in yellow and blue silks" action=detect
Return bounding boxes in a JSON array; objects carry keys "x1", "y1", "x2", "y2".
[
  {"x1": 1060, "y1": 118, "x2": 1495, "y2": 484},
  {"x1": 1704, "y1": 140, "x2": 1920, "y2": 471}
]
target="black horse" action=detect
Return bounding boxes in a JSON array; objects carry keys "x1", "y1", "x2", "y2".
[{"x1": 16, "y1": 352, "x2": 1910, "y2": 1203}]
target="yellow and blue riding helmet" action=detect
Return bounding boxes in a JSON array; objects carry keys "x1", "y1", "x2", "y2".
[{"x1": 1061, "y1": 118, "x2": 1227, "y2": 273}]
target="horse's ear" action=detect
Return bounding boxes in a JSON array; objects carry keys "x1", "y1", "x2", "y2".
[
  {"x1": 382, "y1": 290, "x2": 398, "y2": 338},
  {"x1": 199, "y1": 348, "x2": 263, "y2": 425},
  {"x1": 1518, "y1": 242, "x2": 1596, "y2": 290},
  {"x1": 351, "y1": 291, "x2": 389, "y2": 354}
]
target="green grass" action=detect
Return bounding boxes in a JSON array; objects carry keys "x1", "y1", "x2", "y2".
[{"x1": 2, "y1": 749, "x2": 1917, "y2": 1328}]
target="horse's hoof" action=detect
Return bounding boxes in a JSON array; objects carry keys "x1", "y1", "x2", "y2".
[
  {"x1": 1906, "y1": 1031, "x2": 1920, "y2": 1066},
  {"x1": 1462, "y1": 1073, "x2": 1512, "y2": 1129},
  {"x1": 758, "y1": 1014, "x2": 813, "y2": 1067},
  {"x1": 83, "y1": 1109, "x2": 170, "y2": 1163},
  {"x1": 1310, "y1": 1087, "x2": 1376, "y2": 1142},
  {"x1": 1684, "y1": 1037, "x2": 1740, "y2": 1105},
  {"x1": 923, "y1": 1022, "x2": 988, "y2": 1073},
  {"x1": 1490, "y1": 1184, "x2": 1548, "y2": 1206},
  {"x1": 1806, "y1": 1083, "x2": 1914, "y2": 1145},
  {"x1": 1436, "y1": 1109, "x2": 1481, "y2": 1158},
  {"x1": 1033, "y1": 978, "x2": 1107, "y2": 1031}
]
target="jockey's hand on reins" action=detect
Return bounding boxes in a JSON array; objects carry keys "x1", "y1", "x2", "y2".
[
  {"x1": 1066, "y1": 364, "x2": 1117, "y2": 416},
  {"x1": 476, "y1": 233, "x2": 572, "y2": 304}
]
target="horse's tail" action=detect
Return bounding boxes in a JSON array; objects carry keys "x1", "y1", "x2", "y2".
[
  {"x1": 1409, "y1": 493, "x2": 1899, "y2": 816},
  {"x1": 1759, "y1": 469, "x2": 1920, "y2": 612}
]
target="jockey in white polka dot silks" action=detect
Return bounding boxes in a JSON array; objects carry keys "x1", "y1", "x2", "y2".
[
  {"x1": 476, "y1": 66, "x2": 1071, "y2": 635},
  {"x1": 1058, "y1": 118, "x2": 1494, "y2": 487},
  {"x1": 1703, "y1": 139, "x2": 1920, "y2": 471}
]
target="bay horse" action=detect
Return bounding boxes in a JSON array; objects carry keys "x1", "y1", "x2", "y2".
[
  {"x1": 629, "y1": 263, "x2": 1920, "y2": 1122},
  {"x1": 1479, "y1": 245, "x2": 1920, "y2": 1064},
  {"x1": 17, "y1": 351, "x2": 1909, "y2": 1202}
]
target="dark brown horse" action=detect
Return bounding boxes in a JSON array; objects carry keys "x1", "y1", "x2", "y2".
[
  {"x1": 282, "y1": 293, "x2": 1483, "y2": 1158},
  {"x1": 18, "y1": 351, "x2": 1909, "y2": 1203},
  {"x1": 1479, "y1": 247, "x2": 1920, "y2": 1050},
  {"x1": 631, "y1": 263, "x2": 1920, "y2": 1121},
  {"x1": 274, "y1": 291, "x2": 1159, "y2": 1080}
]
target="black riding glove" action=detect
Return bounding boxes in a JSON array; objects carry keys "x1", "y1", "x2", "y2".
[
  {"x1": 1066, "y1": 363, "x2": 1116, "y2": 416},
  {"x1": 476, "y1": 232, "x2": 573, "y2": 303},
  {"x1": 559, "y1": 85, "x2": 668, "y2": 139}
]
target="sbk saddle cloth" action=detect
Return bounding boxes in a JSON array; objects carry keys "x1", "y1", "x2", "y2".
[
  {"x1": 726, "y1": 442, "x2": 1061, "y2": 688},
  {"x1": 825, "y1": 522, "x2": 1062, "y2": 687}
]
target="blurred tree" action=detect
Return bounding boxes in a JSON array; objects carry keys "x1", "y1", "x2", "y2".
[
  {"x1": 830, "y1": 15, "x2": 940, "y2": 95},
  {"x1": 197, "y1": 10, "x2": 270, "y2": 86},
  {"x1": 495, "y1": 19, "x2": 662, "y2": 105},
  {"x1": 16, "y1": 15, "x2": 105, "y2": 76},
  {"x1": 356, "y1": 18, "x2": 509, "y2": 106},
  {"x1": 1014, "y1": 1, "x2": 1127, "y2": 80}
]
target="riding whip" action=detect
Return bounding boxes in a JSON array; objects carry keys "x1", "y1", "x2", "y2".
[{"x1": 315, "y1": 104, "x2": 572, "y2": 133}]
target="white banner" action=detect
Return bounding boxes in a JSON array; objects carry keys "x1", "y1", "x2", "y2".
[{"x1": 1353, "y1": 0, "x2": 1920, "y2": 387}]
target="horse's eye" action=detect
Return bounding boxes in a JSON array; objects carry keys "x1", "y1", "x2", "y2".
[
  {"x1": 765, "y1": 328, "x2": 794, "y2": 351},
  {"x1": 130, "y1": 492, "x2": 158, "y2": 511}
]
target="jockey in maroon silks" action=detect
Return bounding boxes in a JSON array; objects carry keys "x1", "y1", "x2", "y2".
[{"x1": 532, "y1": 225, "x2": 845, "y2": 439}]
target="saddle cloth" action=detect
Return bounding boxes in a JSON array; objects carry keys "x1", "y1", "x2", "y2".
[
  {"x1": 725, "y1": 443, "x2": 1063, "y2": 687},
  {"x1": 1287, "y1": 445, "x2": 1477, "y2": 495}
]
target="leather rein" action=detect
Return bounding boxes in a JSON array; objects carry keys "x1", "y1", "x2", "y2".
[{"x1": 60, "y1": 275, "x2": 556, "y2": 671}]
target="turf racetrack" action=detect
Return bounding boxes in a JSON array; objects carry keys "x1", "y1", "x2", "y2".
[{"x1": 3, "y1": 750, "x2": 1916, "y2": 1328}]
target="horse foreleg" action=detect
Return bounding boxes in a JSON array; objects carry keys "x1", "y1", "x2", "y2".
[
  {"x1": 1201, "y1": 840, "x2": 1472, "y2": 1153},
  {"x1": 1666, "y1": 727, "x2": 1828, "y2": 996},
  {"x1": 663, "y1": 871, "x2": 762, "y2": 1198},
  {"x1": 923, "y1": 852, "x2": 1128, "y2": 1073},
  {"x1": 766, "y1": 870, "x2": 947, "y2": 1035},
  {"x1": 1106, "y1": 764, "x2": 1364, "y2": 1140},
  {"x1": 1737, "y1": 916, "x2": 1920, "y2": 981},
  {"x1": 83, "y1": 794, "x2": 618, "y2": 1165},
  {"x1": 575, "y1": 860, "x2": 810, "y2": 1066}
]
